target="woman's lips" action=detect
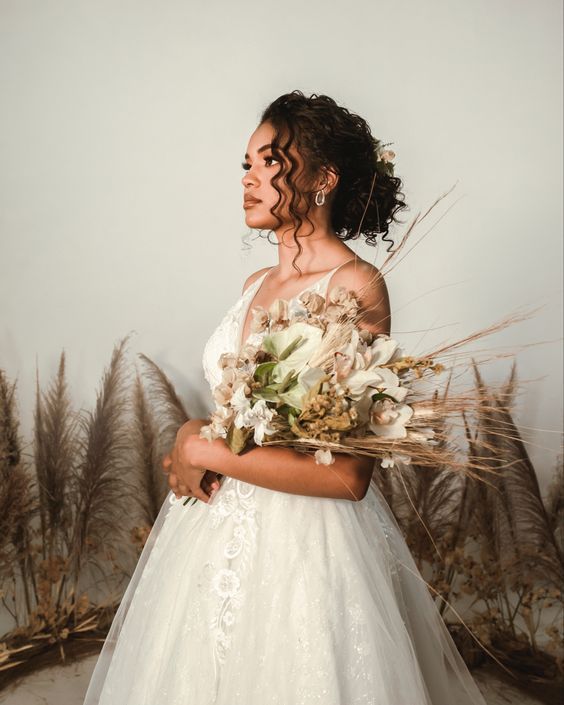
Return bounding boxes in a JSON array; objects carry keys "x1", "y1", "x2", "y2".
[{"x1": 243, "y1": 199, "x2": 261, "y2": 208}]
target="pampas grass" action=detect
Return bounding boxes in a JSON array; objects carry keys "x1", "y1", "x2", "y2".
[
  {"x1": 374, "y1": 362, "x2": 563, "y2": 694},
  {"x1": 0, "y1": 336, "x2": 201, "y2": 687},
  {"x1": 0, "y1": 342, "x2": 561, "y2": 697}
]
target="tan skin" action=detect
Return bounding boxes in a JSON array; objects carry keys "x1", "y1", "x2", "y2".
[{"x1": 162, "y1": 120, "x2": 391, "y2": 503}]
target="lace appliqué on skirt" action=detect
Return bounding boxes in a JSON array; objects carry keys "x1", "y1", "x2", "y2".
[{"x1": 197, "y1": 477, "x2": 259, "y2": 691}]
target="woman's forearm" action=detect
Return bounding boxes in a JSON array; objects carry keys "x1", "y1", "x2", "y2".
[{"x1": 193, "y1": 435, "x2": 374, "y2": 501}]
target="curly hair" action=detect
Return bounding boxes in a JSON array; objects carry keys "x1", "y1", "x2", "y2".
[{"x1": 258, "y1": 90, "x2": 408, "y2": 274}]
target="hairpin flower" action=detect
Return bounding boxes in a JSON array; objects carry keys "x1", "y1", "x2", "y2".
[{"x1": 374, "y1": 140, "x2": 396, "y2": 177}]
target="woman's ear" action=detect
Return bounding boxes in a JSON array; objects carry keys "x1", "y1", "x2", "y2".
[{"x1": 317, "y1": 165, "x2": 339, "y2": 194}]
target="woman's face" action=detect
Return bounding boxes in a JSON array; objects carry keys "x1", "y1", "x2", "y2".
[{"x1": 241, "y1": 121, "x2": 312, "y2": 231}]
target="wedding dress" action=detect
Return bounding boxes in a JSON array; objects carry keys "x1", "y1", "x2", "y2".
[{"x1": 84, "y1": 261, "x2": 488, "y2": 705}]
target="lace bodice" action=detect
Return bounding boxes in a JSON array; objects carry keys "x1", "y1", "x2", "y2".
[{"x1": 201, "y1": 262, "x2": 352, "y2": 392}]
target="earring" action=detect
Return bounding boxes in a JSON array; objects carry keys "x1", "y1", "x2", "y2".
[{"x1": 315, "y1": 189, "x2": 326, "y2": 206}]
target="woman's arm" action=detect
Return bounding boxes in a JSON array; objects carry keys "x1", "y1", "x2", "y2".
[{"x1": 186, "y1": 433, "x2": 375, "y2": 502}]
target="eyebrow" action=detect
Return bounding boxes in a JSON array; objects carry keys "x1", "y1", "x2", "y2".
[{"x1": 244, "y1": 143, "x2": 273, "y2": 160}]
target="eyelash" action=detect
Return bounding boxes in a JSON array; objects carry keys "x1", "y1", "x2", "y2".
[{"x1": 241, "y1": 156, "x2": 278, "y2": 171}]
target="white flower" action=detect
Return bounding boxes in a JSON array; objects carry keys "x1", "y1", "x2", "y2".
[
  {"x1": 213, "y1": 383, "x2": 233, "y2": 406},
  {"x1": 314, "y1": 448, "x2": 335, "y2": 465},
  {"x1": 380, "y1": 452, "x2": 412, "y2": 469},
  {"x1": 369, "y1": 398, "x2": 414, "y2": 438},
  {"x1": 268, "y1": 298, "x2": 289, "y2": 323},
  {"x1": 212, "y1": 489, "x2": 237, "y2": 517},
  {"x1": 368, "y1": 334, "x2": 400, "y2": 366},
  {"x1": 199, "y1": 424, "x2": 220, "y2": 441},
  {"x1": 379, "y1": 149, "x2": 396, "y2": 163},
  {"x1": 249, "y1": 306, "x2": 269, "y2": 334},
  {"x1": 211, "y1": 568, "x2": 240, "y2": 598},
  {"x1": 230, "y1": 384, "x2": 252, "y2": 414},
  {"x1": 222, "y1": 610, "x2": 235, "y2": 627},
  {"x1": 213, "y1": 627, "x2": 232, "y2": 650},
  {"x1": 234, "y1": 398, "x2": 277, "y2": 446},
  {"x1": 406, "y1": 427, "x2": 436, "y2": 443},
  {"x1": 264, "y1": 322, "x2": 323, "y2": 383},
  {"x1": 277, "y1": 365, "x2": 328, "y2": 410}
]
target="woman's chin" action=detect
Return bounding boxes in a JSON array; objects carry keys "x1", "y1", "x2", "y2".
[{"x1": 243, "y1": 212, "x2": 272, "y2": 229}]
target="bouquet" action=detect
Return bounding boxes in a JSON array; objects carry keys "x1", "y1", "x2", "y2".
[
  {"x1": 200, "y1": 286, "x2": 445, "y2": 469},
  {"x1": 189, "y1": 190, "x2": 533, "y2": 507}
]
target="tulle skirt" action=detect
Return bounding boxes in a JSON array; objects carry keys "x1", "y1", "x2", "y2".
[{"x1": 83, "y1": 475, "x2": 487, "y2": 705}]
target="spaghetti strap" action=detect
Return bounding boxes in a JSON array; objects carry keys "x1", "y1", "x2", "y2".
[
  {"x1": 326, "y1": 256, "x2": 357, "y2": 277},
  {"x1": 319, "y1": 256, "x2": 357, "y2": 296},
  {"x1": 242, "y1": 268, "x2": 272, "y2": 297}
]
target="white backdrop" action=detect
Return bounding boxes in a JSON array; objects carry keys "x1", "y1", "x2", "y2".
[{"x1": 0, "y1": 0, "x2": 562, "y2": 493}]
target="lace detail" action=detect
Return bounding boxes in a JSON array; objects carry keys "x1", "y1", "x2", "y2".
[
  {"x1": 202, "y1": 297, "x2": 245, "y2": 392},
  {"x1": 197, "y1": 477, "x2": 259, "y2": 693}
]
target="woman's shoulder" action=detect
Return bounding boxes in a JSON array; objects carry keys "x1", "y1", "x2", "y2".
[
  {"x1": 329, "y1": 256, "x2": 386, "y2": 292},
  {"x1": 241, "y1": 266, "x2": 273, "y2": 295},
  {"x1": 328, "y1": 257, "x2": 391, "y2": 336}
]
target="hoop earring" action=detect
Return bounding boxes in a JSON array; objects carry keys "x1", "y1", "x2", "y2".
[
  {"x1": 315, "y1": 189, "x2": 326, "y2": 206},
  {"x1": 266, "y1": 230, "x2": 278, "y2": 245}
]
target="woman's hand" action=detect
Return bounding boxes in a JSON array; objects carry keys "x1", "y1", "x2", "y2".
[{"x1": 162, "y1": 419, "x2": 221, "y2": 503}]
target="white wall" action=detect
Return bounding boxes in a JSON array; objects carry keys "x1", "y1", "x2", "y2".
[{"x1": 1, "y1": 0, "x2": 562, "y2": 493}]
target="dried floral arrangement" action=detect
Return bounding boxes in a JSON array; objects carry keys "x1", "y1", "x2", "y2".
[{"x1": 192, "y1": 189, "x2": 537, "y2": 508}]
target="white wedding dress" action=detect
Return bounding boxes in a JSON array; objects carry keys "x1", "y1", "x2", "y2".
[{"x1": 84, "y1": 262, "x2": 488, "y2": 705}]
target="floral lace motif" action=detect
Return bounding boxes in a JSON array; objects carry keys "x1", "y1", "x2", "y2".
[
  {"x1": 197, "y1": 267, "x2": 343, "y2": 691},
  {"x1": 198, "y1": 477, "x2": 259, "y2": 690}
]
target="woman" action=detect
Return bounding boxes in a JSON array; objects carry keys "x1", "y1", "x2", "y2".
[{"x1": 84, "y1": 91, "x2": 488, "y2": 704}]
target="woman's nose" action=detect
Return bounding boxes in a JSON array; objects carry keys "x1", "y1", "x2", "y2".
[{"x1": 242, "y1": 167, "x2": 258, "y2": 187}]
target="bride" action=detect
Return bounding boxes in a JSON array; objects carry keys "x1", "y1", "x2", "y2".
[{"x1": 84, "y1": 90, "x2": 488, "y2": 704}]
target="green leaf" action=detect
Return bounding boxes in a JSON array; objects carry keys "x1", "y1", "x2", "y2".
[
  {"x1": 371, "y1": 391, "x2": 400, "y2": 403},
  {"x1": 252, "y1": 388, "x2": 280, "y2": 402},
  {"x1": 262, "y1": 337, "x2": 278, "y2": 357},
  {"x1": 254, "y1": 361, "x2": 277, "y2": 385},
  {"x1": 269, "y1": 369, "x2": 297, "y2": 393},
  {"x1": 279, "y1": 335, "x2": 304, "y2": 361}
]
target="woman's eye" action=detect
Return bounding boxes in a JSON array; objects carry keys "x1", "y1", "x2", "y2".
[{"x1": 240, "y1": 156, "x2": 278, "y2": 171}]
